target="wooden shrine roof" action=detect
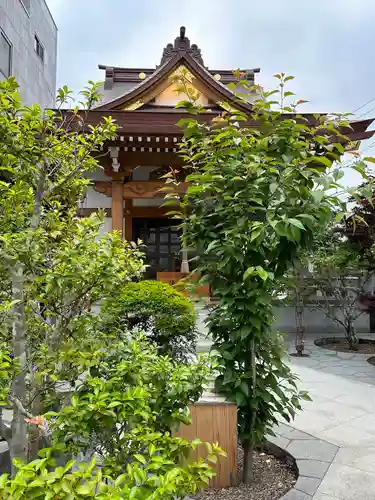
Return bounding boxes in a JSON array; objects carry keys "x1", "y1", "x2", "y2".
[
  {"x1": 59, "y1": 27, "x2": 375, "y2": 145},
  {"x1": 95, "y1": 26, "x2": 258, "y2": 113},
  {"x1": 66, "y1": 109, "x2": 375, "y2": 144}
]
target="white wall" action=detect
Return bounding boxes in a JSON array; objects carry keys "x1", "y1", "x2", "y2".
[
  {"x1": 95, "y1": 81, "x2": 137, "y2": 108},
  {"x1": 86, "y1": 167, "x2": 111, "y2": 182},
  {"x1": 84, "y1": 186, "x2": 112, "y2": 209},
  {"x1": 274, "y1": 305, "x2": 369, "y2": 334},
  {"x1": 0, "y1": 0, "x2": 57, "y2": 108},
  {"x1": 98, "y1": 217, "x2": 112, "y2": 236}
]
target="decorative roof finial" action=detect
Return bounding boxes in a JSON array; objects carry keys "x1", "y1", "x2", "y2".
[{"x1": 159, "y1": 26, "x2": 204, "y2": 67}]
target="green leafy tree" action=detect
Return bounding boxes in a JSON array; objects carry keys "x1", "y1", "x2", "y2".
[
  {"x1": 0, "y1": 78, "x2": 144, "y2": 471},
  {"x1": 48, "y1": 336, "x2": 217, "y2": 474},
  {"x1": 0, "y1": 338, "x2": 222, "y2": 499},
  {"x1": 174, "y1": 73, "x2": 367, "y2": 483},
  {"x1": 0, "y1": 446, "x2": 220, "y2": 499},
  {"x1": 340, "y1": 177, "x2": 375, "y2": 324},
  {"x1": 0, "y1": 336, "x2": 225, "y2": 500},
  {"x1": 101, "y1": 280, "x2": 197, "y2": 362},
  {"x1": 343, "y1": 175, "x2": 375, "y2": 266},
  {"x1": 307, "y1": 231, "x2": 371, "y2": 349}
]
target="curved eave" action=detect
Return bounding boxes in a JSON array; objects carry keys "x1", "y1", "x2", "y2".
[
  {"x1": 95, "y1": 52, "x2": 252, "y2": 114},
  {"x1": 59, "y1": 109, "x2": 375, "y2": 145},
  {"x1": 340, "y1": 118, "x2": 375, "y2": 142}
]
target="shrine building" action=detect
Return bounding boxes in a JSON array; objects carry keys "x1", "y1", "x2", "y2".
[{"x1": 77, "y1": 27, "x2": 374, "y2": 281}]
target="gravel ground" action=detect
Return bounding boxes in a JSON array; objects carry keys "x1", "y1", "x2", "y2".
[
  {"x1": 320, "y1": 339, "x2": 375, "y2": 354},
  {"x1": 193, "y1": 447, "x2": 297, "y2": 500}
]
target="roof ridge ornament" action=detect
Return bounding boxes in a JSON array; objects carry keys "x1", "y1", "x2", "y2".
[{"x1": 159, "y1": 26, "x2": 205, "y2": 67}]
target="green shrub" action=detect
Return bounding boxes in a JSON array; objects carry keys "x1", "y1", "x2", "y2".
[
  {"x1": 0, "y1": 337, "x2": 222, "y2": 499},
  {"x1": 0, "y1": 446, "x2": 221, "y2": 499},
  {"x1": 102, "y1": 280, "x2": 197, "y2": 362}
]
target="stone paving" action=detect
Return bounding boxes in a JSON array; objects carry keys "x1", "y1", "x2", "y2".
[
  {"x1": 284, "y1": 336, "x2": 375, "y2": 500},
  {"x1": 196, "y1": 306, "x2": 375, "y2": 498},
  {"x1": 287, "y1": 332, "x2": 375, "y2": 386},
  {"x1": 269, "y1": 423, "x2": 338, "y2": 500}
]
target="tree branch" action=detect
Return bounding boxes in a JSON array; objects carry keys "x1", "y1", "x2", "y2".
[
  {"x1": 8, "y1": 394, "x2": 33, "y2": 420},
  {"x1": 30, "y1": 161, "x2": 47, "y2": 232}
]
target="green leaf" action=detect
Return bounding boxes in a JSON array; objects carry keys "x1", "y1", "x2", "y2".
[
  {"x1": 240, "y1": 381, "x2": 250, "y2": 397},
  {"x1": 353, "y1": 161, "x2": 368, "y2": 178},
  {"x1": 243, "y1": 267, "x2": 255, "y2": 280},
  {"x1": 312, "y1": 190, "x2": 324, "y2": 203},
  {"x1": 240, "y1": 326, "x2": 251, "y2": 340},
  {"x1": 222, "y1": 350, "x2": 233, "y2": 360},
  {"x1": 134, "y1": 454, "x2": 146, "y2": 465},
  {"x1": 250, "y1": 228, "x2": 263, "y2": 242},
  {"x1": 235, "y1": 391, "x2": 246, "y2": 406},
  {"x1": 308, "y1": 156, "x2": 332, "y2": 168},
  {"x1": 288, "y1": 218, "x2": 305, "y2": 231},
  {"x1": 270, "y1": 182, "x2": 278, "y2": 194},
  {"x1": 334, "y1": 211, "x2": 345, "y2": 223},
  {"x1": 61, "y1": 479, "x2": 73, "y2": 494},
  {"x1": 75, "y1": 484, "x2": 92, "y2": 495},
  {"x1": 255, "y1": 266, "x2": 269, "y2": 281}
]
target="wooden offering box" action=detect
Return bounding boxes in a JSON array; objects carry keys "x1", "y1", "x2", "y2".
[{"x1": 174, "y1": 398, "x2": 238, "y2": 489}]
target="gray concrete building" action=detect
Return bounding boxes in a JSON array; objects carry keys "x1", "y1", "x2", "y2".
[{"x1": 0, "y1": 0, "x2": 57, "y2": 108}]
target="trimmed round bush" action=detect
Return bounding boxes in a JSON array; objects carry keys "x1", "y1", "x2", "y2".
[{"x1": 102, "y1": 280, "x2": 197, "y2": 362}]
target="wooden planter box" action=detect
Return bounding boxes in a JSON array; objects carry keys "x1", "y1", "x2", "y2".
[
  {"x1": 157, "y1": 272, "x2": 210, "y2": 298},
  {"x1": 174, "y1": 399, "x2": 237, "y2": 489}
]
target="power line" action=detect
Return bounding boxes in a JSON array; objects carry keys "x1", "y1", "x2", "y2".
[
  {"x1": 363, "y1": 141, "x2": 375, "y2": 154},
  {"x1": 338, "y1": 142, "x2": 375, "y2": 168},
  {"x1": 352, "y1": 97, "x2": 375, "y2": 115},
  {"x1": 358, "y1": 106, "x2": 375, "y2": 119}
]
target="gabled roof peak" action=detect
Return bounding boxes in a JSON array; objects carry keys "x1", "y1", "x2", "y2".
[{"x1": 159, "y1": 26, "x2": 204, "y2": 67}]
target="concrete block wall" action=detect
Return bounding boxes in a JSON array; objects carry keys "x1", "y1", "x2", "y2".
[
  {"x1": 274, "y1": 305, "x2": 370, "y2": 334},
  {"x1": 195, "y1": 301, "x2": 371, "y2": 355},
  {"x1": 0, "y1": 0, "x2": 57, "y2": 108}
]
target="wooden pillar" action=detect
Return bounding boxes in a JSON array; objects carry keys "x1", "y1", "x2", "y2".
[
  {"x1": 112, "y1": 180, "x2": 124, "y2": 237},
  {"x1": 124, "y1": 199, "x2": 133, "y2": 241},
  {"x1": 108, "y1": 146, "x2": 125, "y2": 238}
]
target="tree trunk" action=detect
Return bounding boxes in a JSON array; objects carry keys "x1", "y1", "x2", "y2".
[
  {"x1": 10, "y1": 262, "x2": 28, "y2": 475},
  {"x1": 27, "y1": 395, "x2": 41, "y2": 461},
  {"x1": 243, "y1": 337, "x2": 257, "y2": 484},
  {"x1": 27, "y1": 165, "x2": 46, "y2": 461},
  {"x1": 243, "y1": 439, "x2": 254, "y2": 484},
  {"x1": 346, "y1": 322, "x2": 358, "y2": 350}
]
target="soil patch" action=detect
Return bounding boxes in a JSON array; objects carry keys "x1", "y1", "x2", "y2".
[
  {"x1": 315, "y1": 337, "x2": 375, "y2": 354},
  {"x1": 193, "y1": 447, "x2": 297, "y2": 500}
]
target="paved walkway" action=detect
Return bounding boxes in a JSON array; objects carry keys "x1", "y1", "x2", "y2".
[
  {"x1": 284, "y1": 336, "x2": 375, "y2": 500},
  {"x1": 287, "y1": 333, "x2": 375, "y2": 386},
  {"x1": 197, "y1": 306, "x2": 375, "y2": 498}
]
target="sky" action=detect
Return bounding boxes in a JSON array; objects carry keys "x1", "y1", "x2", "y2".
[{"x1": 47, "y1": 0, "x2": 375, "y2": 184}]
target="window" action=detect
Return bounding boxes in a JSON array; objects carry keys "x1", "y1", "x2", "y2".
[
  {"x1": 19, "y1": 0, "x2": 31, "y2": 14},
  {"x1": 34, "y1": 35, "x2": 44, "y2": 63},
  {"x1": 0, "y1": 30, "x2": 12, "y2": 78}
]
